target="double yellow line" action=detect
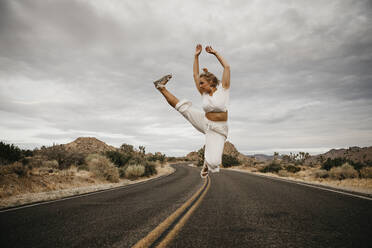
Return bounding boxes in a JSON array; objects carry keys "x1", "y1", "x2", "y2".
[{"x1": 132, "y1": 176, "x2": 211, "y2": 248}]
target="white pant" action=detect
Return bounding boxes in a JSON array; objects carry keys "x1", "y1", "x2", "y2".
[{"x1": 175, "y1": 99, "x2": 228, "y2": 173}]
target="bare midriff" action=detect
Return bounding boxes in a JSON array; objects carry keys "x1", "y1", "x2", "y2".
[{"x1": 205, "y1": 111, "x2": 228, "y2": 121}]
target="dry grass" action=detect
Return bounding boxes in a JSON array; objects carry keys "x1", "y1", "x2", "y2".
[
  {"x1": 328, "y1": 163, "x2": 358, "y2": 180},
  {"x1": 0, "y1": 162, "x2": 30, "y2": 177},
  {"x1": 360, "y1": 167, "x2": 372, "y2": 178},
  {"x1": 85, "y1": 154, "x2": 119, "y2": 183},
  {"x1": 311, "y1": 168, "x2": 329, "y2": 178},
  {"x1": 278, "y1": 169, "x2": 291, "y2": 177},
  {"x1": 125, "y1": 165, "x2": 145, "y2": 179}
]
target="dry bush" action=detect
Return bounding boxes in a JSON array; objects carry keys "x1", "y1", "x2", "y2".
[
  {"x1": 59, "y1": 166, "x2": 77, "y2": 177},
  {"x1": 125, "y1": 164, "x2": 145, "y2": 179},
  {"x1": 311, "y1": 169, "x2": 329, "y2": 178},
  {"x1": 85, "y1": 154, "x2": 119, "y2": 183},
  {"x1": 38, "y1": 145, "x2": 85, "y2": 169},
  {"x1": 329, "y1": 163, "x2": 358, "y2": 180},
  {"x1": 0, "y1": 162, "x2": 30, "y2": 177},
  {"x1": 143, "y1": 161, "x2": 157, "y2": 177},
  {"x1": 27, "y1": 155, "x2": 44, "y2": 168},
  {"x1": 278, "y1": 169, "x2": 290, "y2": 177},
  {"x1": 259, "y1": 162, "x2": 282, "y2": 173},
  {"x1": 360, "y1": 167, "x2": 372, "y2": 178},
  {"x1": 41, "y1": 160, "x2": 59, "y2": 169},
  {"x1": 285, "y1": 164, "x2": 301, "y2": 173},
  {"x1": 118, "y1": 166, "x2": 127, "y2": 178}
]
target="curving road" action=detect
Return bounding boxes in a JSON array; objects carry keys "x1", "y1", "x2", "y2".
[{"x1": 1, "y1": 163, "x2": 371, "y2": 248}]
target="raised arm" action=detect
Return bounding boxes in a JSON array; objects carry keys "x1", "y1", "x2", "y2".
[
  {"x1": 193, "y1": 44, "x2": 203, "y2": 95},
  {"x1": 205, "y1": 46, "x2": 230, "y2": 89}
]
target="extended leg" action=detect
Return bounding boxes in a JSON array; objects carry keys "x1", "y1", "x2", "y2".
[{"x1": 157, "y1": 87, "x2": 179, "y2": 108}]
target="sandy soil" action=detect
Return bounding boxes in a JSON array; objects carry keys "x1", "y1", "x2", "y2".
[{"x1": 0, "y1": 163, "x2": 175, "y2": 210}]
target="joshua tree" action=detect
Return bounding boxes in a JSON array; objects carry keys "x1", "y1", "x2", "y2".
[
  {"x1": 120, "y1": 143, "x2": 134, "y2": 154},
  {"x1": 139, "y1": 145, "x2": 146, "y2": 155},
  {"x1": 273, "y1": 152, "x2": 279, "y2": 163}
]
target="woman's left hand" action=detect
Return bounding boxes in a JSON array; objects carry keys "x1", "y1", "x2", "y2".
[{"x1": 205, "y1": 45, "x2": 216, "y2": 55}]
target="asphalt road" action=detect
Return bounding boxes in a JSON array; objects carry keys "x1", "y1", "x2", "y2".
[{"x1": 1, "y1": 163, "x2": 371, "y2": 248}]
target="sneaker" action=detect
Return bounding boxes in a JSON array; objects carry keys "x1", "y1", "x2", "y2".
[
  {"x1": 154, "y1": 74, "x2": 172, "y2": 89},
  {"x1": 200, "y1": 163, "x2": 209, "y2": 179}
]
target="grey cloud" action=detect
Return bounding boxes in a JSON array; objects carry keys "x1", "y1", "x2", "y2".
[{"x1": 1, "y1": 0, "x2": 371, "y2": 156}]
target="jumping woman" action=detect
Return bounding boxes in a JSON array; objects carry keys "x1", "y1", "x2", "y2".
[{"x1": 153, "y1": 44, "x2": 230, "y2": 178}]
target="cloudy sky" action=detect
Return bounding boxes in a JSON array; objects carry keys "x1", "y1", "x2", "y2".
[{"x1": 1, "y1": 0, "x2": 371, "y2": 156}]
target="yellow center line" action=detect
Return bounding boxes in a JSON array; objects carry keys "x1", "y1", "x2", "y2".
[{"x1": 132, "y1": 177, "x2": 211, "y2": 248}]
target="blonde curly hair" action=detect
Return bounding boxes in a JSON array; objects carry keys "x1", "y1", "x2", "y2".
[{"x1": 200, "y1": 68, "x2": 219, "y2": 88}]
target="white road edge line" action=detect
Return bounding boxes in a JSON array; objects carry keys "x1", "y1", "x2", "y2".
[
  {"x1": 222, "y1": 168, "x2": 372, "y2": 201},
  {"x1": 0, "y1": 166, "x2": 177, "y2": 213}
]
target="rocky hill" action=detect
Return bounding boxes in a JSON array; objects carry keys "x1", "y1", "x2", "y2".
[
  {"x1": 223, "y1": 141, "x2": 252, "y2": 163},
  {"x1": 306, "y1": 146, "x2": 372, "y2": 165},
  {"x1": 63, "y1": 137, "x2": 117, "y2": 154},
  {"x1": 186, "y1": 151, "x2": 198, "y2": 161}
]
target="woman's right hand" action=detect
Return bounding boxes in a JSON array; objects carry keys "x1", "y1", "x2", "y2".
[{"x1": 195, "y1": 44, "x2": 202, "y2": 56}]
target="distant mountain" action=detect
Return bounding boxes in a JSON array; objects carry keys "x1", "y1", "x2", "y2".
[
  {"x1": 249, "y1": 154, "x2": 274, "y2": 162},
  {"x1": 306, "y1": 146, "x2": 372, "y2": 165}
]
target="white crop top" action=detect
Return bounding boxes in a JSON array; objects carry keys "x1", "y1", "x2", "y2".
[{"x1": 202, "y1": 83, "x2": 229, "y2": 113}]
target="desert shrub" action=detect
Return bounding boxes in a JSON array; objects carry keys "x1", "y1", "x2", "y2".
[
  {"x1": 25, "y1": 155, "x2": 43, "y2": 168},
  {"x1": 197, "y1": 146, "x2": 205, "y2": 167},
  {"x1": 322, "y1": 157, "x2": 346, "y2": 171},
  {"x1": 125, "y1": 164, "x2": 145, "y2": 179},
  {"x1": 118, "y1": 166, "x2": 128, "y2": 178},
  {"x1": 128, "y1": 153, "x2": 146, "y2": 166},
  {"x1": 104, "y1": 150, "x2": 131, "y2": 167},
  {"x1": 144, "y1": 161, "x2": 157, "y2": 177},
  {"x1": 350, "y1": 161, "x2": 364, "y2": 171},
  {"x1": 360, "y1": 167, "x2": 372, "y2": 178},
  {"x1": 278, "y1": 169, "x2": 289, "y2": 177},
  {"x1": 120, "y1": 143, "x2": 134, "y2": 153},
  {"x1": 0, "y1": 141, "x2": 22, "y2": 164},
  {"x1": 166, "y1": 156, "x2": 177, "y2": 162},
  {"x1": 0, "y1": 162, "x2": 30, "y2": 177},
  {"x1": 38, "y1": 145, "x2": 85, "y2": 169},
  {"x1": 222, "y1": 154, "x2": 240, "y2": 168},
  {"x1": 41, "y1": 160, "x2": 59, "y2": 169},
  {"x1": 21, "y1": 157, "x2": 29, "y2": 165},
  {"x1": 311, "y1": 169, "x2": 329, "y2": 178},
  {"x1": 259, "y1": 162, "x2": 282, "y2": 173},
  {"x1": 59, "y1": 166, "x2": 76, "y2": 177},
  {"x1": 329, "y1": 163, "x2": 358, "y2": 180},
  {"x1": 285, "y1": 164, "x2": 301, "y2": 173},
  {"x1": 85, "y1": 154, "x2": 119, "y2": 182},
  {"x1": 148, "y1": 153, "x2": 166, "y2": 164},
  {"x1": 0, "y1": 141, "x2": 33, "y2": 165},
  {"x1": 321, "y1": 157, "x2": 365, "y2": 171},
  {"x1": 13, "y1": 162, "x2": 30, "y2": 177}
]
